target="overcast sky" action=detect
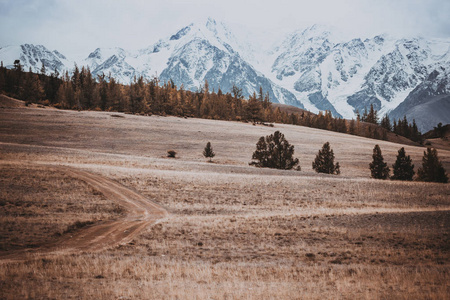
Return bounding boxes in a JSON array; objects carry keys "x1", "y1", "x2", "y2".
[{"x1": 1, "y1": 0, "x2": 449, "y2": 58}]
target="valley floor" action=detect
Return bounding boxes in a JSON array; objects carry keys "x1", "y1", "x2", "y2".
[{"x1": 0, "y1": 104, "x2": 449, "y2": 299}]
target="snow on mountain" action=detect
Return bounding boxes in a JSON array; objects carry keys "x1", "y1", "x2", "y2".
[
  {"x1": 390, "y1": 62, "x2": 450, "y2": 132},
  {"x1": 270, "y1": 27, "x2": 450, "y2": 128},
  {"x1": 154, "y1": 19, "x2": 301, "y2": 106},
  {"x1": 1, "y1": 20, "x2": 450, "y2": 131},
  {"x1": 75, "y1": 18, "x2": 301, "y2": 106},
  {"x1": 0, "y1": 44, "x2": 72, "y2": 75},
  {"x1": 83, "y1": 47, "x2": 141, "y2": 82}
]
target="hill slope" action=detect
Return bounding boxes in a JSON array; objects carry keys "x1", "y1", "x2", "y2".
[{"x1": 0, "y1": 99, "x2": 448, "y2": 177}]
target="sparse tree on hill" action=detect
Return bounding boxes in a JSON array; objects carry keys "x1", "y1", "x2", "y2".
[
  {"x1": 250, "y1": 131, "x2": 300, "y2": 170},
  {"x1": 417, "y1": 147, "x2": 448, "y2": 183},
  {"x1": 203, "y1": 142, "x2": 215, "y2": 162},
  {"x1": 391, "y1": 147, "x2": 414, "y2": 181},
  {"x1": 312, "y1": 142, "x2": 340, "y2": 175},
  {"x1": 369, "y1": 145, "x2": 390, "y2": 179}
]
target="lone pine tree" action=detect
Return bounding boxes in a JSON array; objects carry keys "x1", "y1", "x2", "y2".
[
  {"x1": 369, "y1": 145, "x2": 390, "y2": 179},
  {"x1": 417, "y1": 147, "x2": 448, "y2": 183},
  {"x1": 391, "y1": 147, "x2": 414, "y2": 181},
  {"x1": 250, "y1": 131, "x2": 300, "y2": 170},
  {"x1": 312, "y1": 142, "x2": 340, "y2": 175},
  {"x1": 203, "y1": 142, "x2": 215, "y2": 162}
]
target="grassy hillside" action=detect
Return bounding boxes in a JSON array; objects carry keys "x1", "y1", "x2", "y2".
[{"x1": 0, "y1": 101, "x2": 449, "y2": 299}]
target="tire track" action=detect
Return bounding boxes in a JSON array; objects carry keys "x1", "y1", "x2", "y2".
[{"x1": 0, "y1": 164, "x2": 168, "y2": 262}]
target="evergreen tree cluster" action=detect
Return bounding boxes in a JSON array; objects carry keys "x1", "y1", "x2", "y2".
[
  {"x1": 392, "y1": 116, "x2": 421, "y2": 143},
  {"x1": 250, "y1": 132, "x2": 340, "y2": 175},
  {"x1": 356, "y1": 104, "x2": 422, "y2": 143},
  {"x1": 369, "y1": 145, "x2": 447, "y2": 183},
  {"x1": 359, "y1": 104, "x2": 379, "y2": 125}
]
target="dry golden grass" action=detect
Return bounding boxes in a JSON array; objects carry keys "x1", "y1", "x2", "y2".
[
  {"x1": 0, "y1": 104, "x2": 449, "y2": 299},
  {"x1": 1, "y1": 254, "x2": 448, "y2": 299},
  {"x1": 0, "y1": 164, "x2": 124, "y2": 252}
]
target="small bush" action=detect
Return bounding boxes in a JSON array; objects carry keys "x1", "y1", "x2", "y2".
[{"x1": 167, "y1": 150, "x2": 177, "y2": 158}]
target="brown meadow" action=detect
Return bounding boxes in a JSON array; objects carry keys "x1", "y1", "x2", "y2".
[{"x1": 0, "y1": 101, "x2": 449, "y2": 299}]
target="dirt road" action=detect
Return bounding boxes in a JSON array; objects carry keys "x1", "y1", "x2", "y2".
[{"x1": 0, "y1": 163, "x2": 168, "y2": 262}]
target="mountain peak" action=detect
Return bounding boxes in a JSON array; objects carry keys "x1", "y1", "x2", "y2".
[
  {"x1": 300, "y1": 24, "x2": 347, "y2": 44},
  {"x1": 205, "y1": 17, "x2": 217, "y2": 28}
]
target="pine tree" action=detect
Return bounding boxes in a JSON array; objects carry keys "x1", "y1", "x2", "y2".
[
  {"x1": 391, "y1": 147, "x2": 415, "y2": 181},
  {"x1": 231, "y1": 84, "x2": 243, "y2": 99},
  {"x1": 380, "y1": 114, "x2": 392, "y2": 131},
  {"x1": 369, "y1": 145, "x2": 390, "y2": 179},
  {"x1": 410, "y1": 119, "x2": 421, "y2": 143},
  {"x1": 417, "y1": 148, "x2": 448, "y2": 183},
  {"x1": 348, "y1": 119, "x2": 356, "y2": 135},
  {"x1": 312, "y1": 142, "x2": 340, "y2": 175},
  {"x1": 40, "y1": 62, "x2": 46, "y2": 75},
  {"x1": 366, "y1": 104, "x2": 378, "y2": 124},
  {"x1": 433, "y1": 123, "x2": 444, "y2": 138},
  {"x1": 246, "y1": 92, "x2": 262, "y2": 123},
  {"x1": 203, "y1": 142, "x2": 215, "y2": 162},
  {"x1": 250, "y1": 131, "x2": 300, "y2": 170}
]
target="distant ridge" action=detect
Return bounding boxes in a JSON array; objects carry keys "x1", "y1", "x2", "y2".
[{"x1": 1, "y1": 18, "x2": 450, "y2": 132}]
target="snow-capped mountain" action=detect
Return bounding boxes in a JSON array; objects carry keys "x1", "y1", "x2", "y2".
[
  {"x1": 80, "y1": 18, "x2": 302, "y2": 107},
  {"x1": 1, "y1": 19, "x2": 450, "y2": 132},
  {"x1": 390, "y1": 63, "x2": 450, "y2": 132},
  {"x1": 0, "y1": 44, "x2": 71, "y2": 74},
  {"x1": 269, "y1": 25, "x2": 450, "y2": 127}
]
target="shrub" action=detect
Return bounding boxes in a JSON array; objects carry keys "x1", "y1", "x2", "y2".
[{"x1": 167, "y1": 150, "x2": 177, "y2": 158}]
